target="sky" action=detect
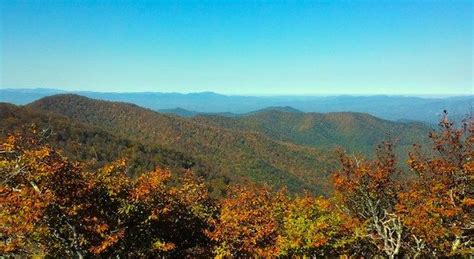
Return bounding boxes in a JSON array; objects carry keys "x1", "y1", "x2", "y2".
[{"x1": 0, "y1": 0, "x2": 472, "y2": 95}]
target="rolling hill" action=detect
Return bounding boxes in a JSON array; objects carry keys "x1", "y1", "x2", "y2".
[
  {"x1": 27, "y1": 95, "x2": 337, "y2": 195},
  {"x1": 0, "y1": 103, "x2": 204, "y2": 179},
  {"x1": 191, "y1": 109, "x2": 430, "y2": 155},
  {"x1": 3, "y1": 94, "x2": 432, "y2": 196}
]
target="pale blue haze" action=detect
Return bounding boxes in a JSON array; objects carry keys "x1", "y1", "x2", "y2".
[{"x1": 1, "y1": 0, "x2": 472, "y2": 95}]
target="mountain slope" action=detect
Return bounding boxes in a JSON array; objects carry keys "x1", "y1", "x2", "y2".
[
  {"x1": 191, "y1": 110, "x2": 430, "y2": 155},
  {"x1": 28, "y1": 95, "x2": 337, "y2": 195},
  {"x1": 0, "y1": 103, "x2": 203, "y2": 179}
]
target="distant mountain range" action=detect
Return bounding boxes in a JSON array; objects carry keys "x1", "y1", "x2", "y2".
[
  {"x1": 1, "y1": 93, "x2": 435, "y2": 196},
  {"x1": 159, "y1": 106, "x2": 302, "y2": 117},
  {"x1": 1, "y1": 88, "x2": 472, "y2": 123}
]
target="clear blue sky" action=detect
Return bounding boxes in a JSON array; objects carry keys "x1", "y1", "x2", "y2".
[{"x1": 1, "y1": 0, "x2": 472, "y2": 95}]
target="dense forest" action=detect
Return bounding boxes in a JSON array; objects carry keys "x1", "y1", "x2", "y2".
[
  {"x1": 0, "y1": 94, "x2": 472, "y2": 257},
  {"x1": 192, "y1": 109, "x2": 429, "y2": 155},
  {"x1": 28, "y1": 95, "x2": 340, "y2": 196},
  {"x1": 1, "y1": 110, "x2": 472, "y2": 257},
  {"x1": 17, "y1": 94, "x2": 432, "y2": 195}
]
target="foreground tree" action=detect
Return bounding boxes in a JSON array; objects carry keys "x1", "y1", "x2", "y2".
[
  {"x1": 1, "y1": 131, "x2": 107, "y2": 257},
  {"x1": 332, "y1": 112, "x2": 473, "y2": 257},
  {"x1": 207, "y1": 185, "x2": 285, "y2": 257},
  {"x1": 396, "y1": 112, "x2": 473, "y2": 256},
  {"x1": 2, "y1": 112, "x2": 472, "y2": 257},
  {"x1": 332, "y1": 142, "x2": 405, "y2": 257},
  {"x1": 208, "y1": 185, "x2": 354, "y2": 257},
  {"x1": 121, "y1": 168, "x2": 215, "y2": 257},
  {"x1": 277, "y1": 194, "x2": 354, "y2": 256},
  {"x1": 0, "y1": 130, "x2": 214, "y2": 257}
]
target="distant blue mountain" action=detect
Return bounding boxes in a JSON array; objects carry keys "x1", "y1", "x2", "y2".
[
  {"x1": 1, "y1": 88, "x2": 472, "y2": 123},
  {"x1": 159, "y1": 106, "x2": 301, "y2": 117},
  {"x1": 0, "y1": 88, "x2": 67, "y2": 104},
  {"x1": 158, "y1": 107, "x2": 237, "y2": 117}
]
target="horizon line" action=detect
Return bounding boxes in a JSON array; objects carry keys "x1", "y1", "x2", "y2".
[{"x1": 1, "y1": 87, "x2": 472, "y2": 98}]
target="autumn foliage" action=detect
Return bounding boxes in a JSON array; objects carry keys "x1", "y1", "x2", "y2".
[
  {"x1": 332, "y1": 112, "x2": 473, "y2": 257},
  {"x1": 0, "y1": 130, "x2": 214, "y2": 257},
  {"x1": 397, "y1": 114, "x2": 473, "y2": 256},
  {"x1": 1, "y1": 112, "x2": 472, "y2": 257}
]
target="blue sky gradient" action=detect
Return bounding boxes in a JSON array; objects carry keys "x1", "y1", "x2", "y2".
[{"x1": 1, "y1": 0, "x2": 472, "y2": 95}]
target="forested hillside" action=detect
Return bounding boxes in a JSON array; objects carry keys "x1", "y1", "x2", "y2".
[
  {"x1": 0, "y1": 103, "x2": 209, "y2": 178},
  {"x1": 192, "y1": 109, "x2": 430, "y2": 154},
  {"x1": 23, "y1": 94, "x2": 439, "y2": 195},
  {"x1": 28, "y1": 95, "x2": 337, "y2": 195},
  {"x1": 1, "y1": 111, "x2": 472, "y2": 257}
]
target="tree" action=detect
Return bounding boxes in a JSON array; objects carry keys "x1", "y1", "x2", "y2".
[
  {"x1": 396, "y1": 112, "x2": 473, "y2": 256},
  {"x1": 120, "y1": 168, "x2": 215, "y2": 257},
  {"x1": 277, "y1": 194, "x2": 354, "y2": 256},
  {"x1": 1, "y1": 130, "x2": 124, "y2": 257},
  {"x1": 332, "y1": 142, "x2": 405, "y2": 257},
  {"x1": 0, "y1": 130, "x2": 215, "y2": 257},
  {"x1": 332, "y1": 112, "x2": 473, "y2": 257},
  {"x1": 207, "y1": 184, "x2": 286, "y2": 257}
]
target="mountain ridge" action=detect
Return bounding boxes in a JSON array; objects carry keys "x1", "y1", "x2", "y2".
[
  {"x1": 0, "y1": 102, "x2": 202, "y2": 179},
  {"x1": 192, "y1": 109, "x2": 430, "y2": 155},
  {"x1": 28, "y1": 94, "x2": 337, "y2": 195},
  {"x1": 2, "y1": 88, "x2": 471, "y2": 123}
]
